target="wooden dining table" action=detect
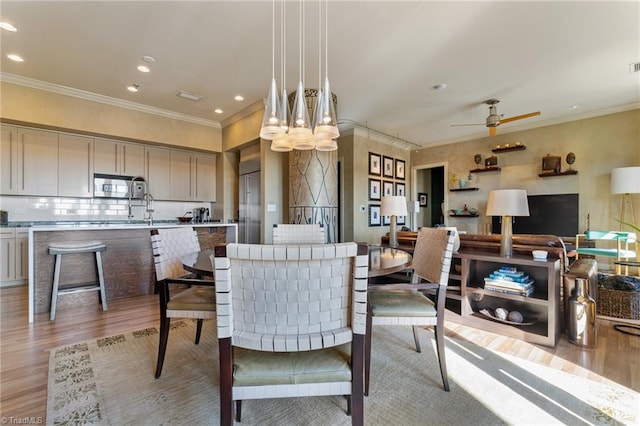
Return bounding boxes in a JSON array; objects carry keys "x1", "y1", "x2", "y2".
[{"x1": 181, "y1": 245, "x2": 412, "y2": 278}]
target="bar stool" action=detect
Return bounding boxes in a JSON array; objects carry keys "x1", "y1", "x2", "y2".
[{"x1": 49, "y1": 241, "x2": 107, "y2": 320}]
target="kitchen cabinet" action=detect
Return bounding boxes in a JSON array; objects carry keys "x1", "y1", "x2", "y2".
[
  {"x1": 59, "y1": 133, "x2": 94, "y2": 197},
  {"x1": 0, "y1": 227, "x2": 28, "y2": 285},
  {"x1": 445, "y1": 252, "x2": 561, "y2": 347},
  {"x1": 170, "y1": 150, "x2": 216, "y2": 201},
  {"x1": 145, "y1": 146, "x2": 172, "y2": 200},
  {"x1": 1, "y1": 126, "x2": 58, "y2": 196},
  {"x1": 94, "y1": 138, "x2": 145, "y2": 177}
]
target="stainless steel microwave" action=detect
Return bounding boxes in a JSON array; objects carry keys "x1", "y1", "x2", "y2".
[{"x1": 93, "y1": 174, "x2": 145, "y2": 199}]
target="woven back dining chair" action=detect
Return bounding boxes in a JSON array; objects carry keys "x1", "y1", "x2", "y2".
[
  {"x1": 272, "y1": 223, "x2": 326, "y2": 244},
  {"x1": 150, "y1": 227, "x2": 216, "y2": 378},
  {"x1": 365, "y1": 227, "x2": 454, "y2": 394},
  {"x1": 212, "y1": 242, "x2": 369, "y2": 426}
]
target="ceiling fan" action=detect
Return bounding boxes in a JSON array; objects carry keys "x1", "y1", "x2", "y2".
[{"x1": 452, "y1": 99, "x2": 541, "y2": 136}]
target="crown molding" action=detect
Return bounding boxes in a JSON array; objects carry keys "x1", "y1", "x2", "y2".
[
  {"x1": 1, "y1": 73, "x2": 221, "y2": 129},
  {"x1": 220, "y1": 99, "x2": 265, "y2": 128}
]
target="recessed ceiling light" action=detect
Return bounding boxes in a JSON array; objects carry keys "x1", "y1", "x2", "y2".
[
  {"x1": 234, "y1": 95, "x2": 244, "y2": 101},
  {"x1": 7, "y1": 54, "x2": 24, "y2": 62},
  {"x1": 137, "y1": 65, "x2": 150, "y2": 73},
  {"x1": 0, "y1": 22, "x2": 17, "y2": 32},
  {"x1": 177, "y1": 91, "x2": 202, "y2": 101},
  {"x1": 127, "y1": 84, "x2": 139, "y2": 93},
  {"x1": 214, "y1": 108, "x2": 223, "y2": 114},
  {"x1": 570, "y1": 105, "x2": 578, "y2": 110},
  {"x1": 432, "y1": 83, "x2": 447, "y2": 91}
]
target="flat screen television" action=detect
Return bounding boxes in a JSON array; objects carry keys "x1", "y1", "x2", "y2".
[{"x1": 491, "y1": 193, "x2": 579, "y2": 238}]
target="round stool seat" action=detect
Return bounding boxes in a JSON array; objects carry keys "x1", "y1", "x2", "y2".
[{"x1": 49, "y1": 241, "x2": 106, "y2": 255}]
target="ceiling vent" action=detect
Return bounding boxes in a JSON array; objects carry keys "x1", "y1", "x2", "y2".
[
  {"x1": 177, "y1": 90, "x2": 202, "y2": 101},
  {"x1": 630, "y1": 62, "x2": 640, "y2": 73}
]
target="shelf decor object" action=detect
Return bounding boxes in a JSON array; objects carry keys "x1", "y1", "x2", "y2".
[
  {"x1": 541, "y1": 154, "x2": 561, "y2": 174},
  {"x1": 611, "y1": 166, "x2": 640, "y2": 230},
  {"x1": 381, "y1": 195, "x2": 408, "y2": 247},
  {"x1": 492, "y1": 142, "x2": 526, "y2": 153},
  {"x1": 486, "y1": 189, "x2": 530, "y2": 257}
]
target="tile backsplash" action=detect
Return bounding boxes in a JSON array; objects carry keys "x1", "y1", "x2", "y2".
[{"x1": 0, "y1": 196, "x2": 213, "y2": 223}]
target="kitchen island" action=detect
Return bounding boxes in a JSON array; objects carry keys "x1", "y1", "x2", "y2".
[{"x1": 28, "y1": 222, "x2": 237, "y2": 323}]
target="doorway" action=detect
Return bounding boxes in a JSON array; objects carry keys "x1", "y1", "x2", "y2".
[{"x1": 412, "y1": 162, "x2": 447, "y2": 230}]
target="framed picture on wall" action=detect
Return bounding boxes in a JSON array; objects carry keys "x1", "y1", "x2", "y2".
[
  {"x1": 397, "y1": 215, "x2": 406, "y2": 226},
  {"x1": 418, "y1": 192, "x2": 428, "y2": 207},
  {"x1": 369, "y1": 205, "x2": 381, "y2": 226},
  {"x1": 383, "y1": 181, "x2": 394, "y2": 197},
  {"x1": 396, "y1": 182, "x2": 406, "y2": 196},
  {"x1": 383, "y1": 214, "x2": 391, "y2": 226},
  {"x1": 369, "y1": 152, "x2": 381, "y2": 176},
  {"x1": 383, "y1": 156, "x2": 394, "y2": 178},
  {"x1": 369, "y1": 179, "x2": 381, "y2": 201},
  {"x1": 395, "y1": 159, "x2": 406, "y2": 180}
]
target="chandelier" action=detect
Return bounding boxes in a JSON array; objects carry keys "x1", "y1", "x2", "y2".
[{"x1": 259, "y1": 0, "x2": 339, "y2": 152}]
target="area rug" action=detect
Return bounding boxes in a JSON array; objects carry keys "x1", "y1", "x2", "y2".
[{"x1": 47, "y1": 320, "x2": 639, "y2": 425}]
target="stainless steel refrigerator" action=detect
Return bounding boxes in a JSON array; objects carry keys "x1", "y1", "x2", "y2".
[{"x1": 238, "y1": 169, "x2": 260, "y2": 244}]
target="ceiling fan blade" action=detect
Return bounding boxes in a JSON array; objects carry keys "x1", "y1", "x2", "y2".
[
  {"x1": 500, "y1": 111, "x2": 541, "y2": 124},
  {"x1": 489, "y1": 127, "x2": 497, "y2": 136},
  {"x1": 451, "y1": 123, "x2": 484, "y2": 127}
]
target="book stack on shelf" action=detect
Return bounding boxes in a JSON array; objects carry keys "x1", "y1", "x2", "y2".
[{"x1": 483, "y1": 266, "x2": 534, "y2": 296}]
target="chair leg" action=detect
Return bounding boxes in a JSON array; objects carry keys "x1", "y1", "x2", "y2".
[
  {"x1": 346, "y1": 396, "x2": 351, "y2": 416},
  {"x1": 412, "y1": 325, "x2": 422, "y2": 353},
  {"x1": 236, "y1": 401, "x2": 242, "y2": 423},
  {"x1": 195, "y1": 318, "x2": 204, "y2": 344},
  {"x1": 434, "y1": 324, "x2": 449, "y2": 392},
  {"x1": 155, "y1": 317, "x2": 170, "y2": 379},
  {"x1": 351, "y1": 334, "x2": 365, "y2": 426},
  {"x1": 219, "y1": 337, "x2": 234, "y2": 426},
  {"x1": 50, "y1": 254, "x2": 62, "y2": 321},
  {"x1": 364, "y1": 303, "x2": 373, "y2": 396}
]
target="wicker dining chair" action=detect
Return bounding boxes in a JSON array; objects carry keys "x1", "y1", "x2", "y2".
[
  {"x1": 365, "y1": 227, "x2": 455, "y2": 394},
  {"x1": 272, "y1": 223, "x2": 326, "y2": 244},
  {"x1": 150, "y1": 227, "x2": 216, "y2": 378},
  {"x1": 212, "y1": 242, "x2": 369, "y2": 425}
]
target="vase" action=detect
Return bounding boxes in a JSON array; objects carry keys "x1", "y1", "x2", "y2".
[{"x1": 567, "y1": 278, "x2": 596, "y2": 348}]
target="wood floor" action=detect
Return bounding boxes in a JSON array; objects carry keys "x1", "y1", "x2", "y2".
[{"x1": 0, "y1": 284, "x2": 638, "y2": 422}]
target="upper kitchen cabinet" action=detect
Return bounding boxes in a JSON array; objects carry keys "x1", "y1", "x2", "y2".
[
  {"x1": 170, "y1": 150, "x2": 216, "y2": 202},
  {"x1": 59, "y1": 133, "x2": 93, "y2": 197},
  {"x1": 94, "y1": 138, "x2": 145, "y2": 177},
  {"x1": 1, "y1": 126, "x2": 58, "y2": 196},
  {"x1": 145, "y1": 146, "x2": 172, "y2": 200}
]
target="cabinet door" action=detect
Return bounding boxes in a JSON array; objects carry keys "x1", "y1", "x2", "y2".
[
  {"x1": 15, "y1": 230, "x2": 28, "y2": 281},
  {"x1": 59, "y1": 134, "x2": 93, "y2": 197},
  {"x1": 145, "y1": 146, "x2": 172, "y2": 200},
  {"x1": 170, "y1": 150, "x2": 193, "y2": 201},
  {"x1": 121, "y1": 142, "x2": 145, "y2": 177},
  {"x1": 194, "y1": 153, "x2": 216, "y2": 201},
  {"x1": 0, "y1": 237, "x2": 16, "y2": 282},
  {"x1": 1, "y1": 125, "x2": 18, "y2": 195},
  {"x1": 18, "y1": 128, "x2": 58, "y2": 196}
]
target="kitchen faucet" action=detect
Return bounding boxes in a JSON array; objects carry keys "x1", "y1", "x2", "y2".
[
  {"x1": 128, "y1": 176, "x2": 147, "y2": 221},
  {"x1": 144, "y1": 192, "x2": 155, "y2": 226}
]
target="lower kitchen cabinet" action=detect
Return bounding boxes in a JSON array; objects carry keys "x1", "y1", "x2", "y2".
[{"x1": 0, "y1": 227, "x2": 28, "y2": 285}]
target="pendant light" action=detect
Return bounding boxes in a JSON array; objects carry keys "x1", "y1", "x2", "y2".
[
  {"x1": 260, "y1": 0, "x2": 283, "y2": 141},
  {"x1": 314, "y1": 0, "x2": 339, "y2": 142},
  {"x1": 289, "y1": 0, "x2": 314, "y2": 149},
  {"x1": 271, "y1": 0, "x2": 293, "y2": 152}
]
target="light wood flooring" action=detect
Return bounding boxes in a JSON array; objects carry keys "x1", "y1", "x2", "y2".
[{"x1": 0, "y1": 284, "x2": 638, "y2": 422}]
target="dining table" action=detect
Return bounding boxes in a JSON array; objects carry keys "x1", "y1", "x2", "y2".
[{"x1": 181, "y1": 245, "x2": 412, "y2": 278}]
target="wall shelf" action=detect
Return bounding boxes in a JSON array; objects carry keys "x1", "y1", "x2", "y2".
[
  {"x1": 450, "y1": 187, "x2": 479, "y2": 192},
  {"x1": 492, "y1": 145, "x2": 526, "y2": 153},
  {"x1": 470, "y1": 167, "x2": 501, "y2": 173},
  {"x1": 538, "y1": 170, "x2": 578, "y2": 177}
]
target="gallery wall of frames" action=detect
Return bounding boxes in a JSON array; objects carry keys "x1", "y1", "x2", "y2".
[{"x1": 367, "y1": 152, "x2": 406, "y2": 227}]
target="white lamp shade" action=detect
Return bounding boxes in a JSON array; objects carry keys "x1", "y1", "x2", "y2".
[
  {"x1": 486, "y1": 189, "x2": 530, "y2": 217},
  {"x1": 381, "y1": 196, "x2": 408, "y2": 216},
  {"x1": 611, "y1": 167, "x2": 640, "y2": 194}
]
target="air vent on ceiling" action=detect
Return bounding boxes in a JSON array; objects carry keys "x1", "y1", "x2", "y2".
[
  {"x1": 177, "y1": 90, "x2": 202, "y2": 101},
  {"x1": 630, "y1": 62, "x2": 640, "y2": 73}
]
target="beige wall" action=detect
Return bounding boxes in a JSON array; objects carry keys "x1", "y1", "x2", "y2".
[
  {"x1": 1, "y1": 82, "x2": 221, "y2": 151},
  {"x1": 411, "y1": 109, "x2": 640, "y2": 238}
]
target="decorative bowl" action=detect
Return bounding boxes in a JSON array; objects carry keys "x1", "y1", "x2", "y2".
[{"x1": 532, "y1": 250, "x2": 548, "y2": 260}]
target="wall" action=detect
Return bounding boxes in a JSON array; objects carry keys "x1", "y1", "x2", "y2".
[
  {"x1": 339, "y1": 128, "x2": 411, "y2": 244},
  {"x1": 1, "y1": 82, "x2": 222, "y2": 152},
  {"x1": 411, "y1": 109, "x2": 640, "y2": 239}
]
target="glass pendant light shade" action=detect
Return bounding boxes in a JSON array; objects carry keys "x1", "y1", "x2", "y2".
[
  {"x1": 279, "y1": 89, "x2": 290, "y2": 133},
  {"x1": 260, "y1": 78, "x2": 284, "y2": 140},
  {"x1": 315, "y1": 139, "x2": 337, "y2": 151},
  {"x1": 271, "y1": 133, "x2": 293, "y2": 152},
  {"x1": 290, "y1": 81, "x2": 314, "y2": 149},
  {"x1": 314, "y1": 77, "x2": 339, "y2": 139}
]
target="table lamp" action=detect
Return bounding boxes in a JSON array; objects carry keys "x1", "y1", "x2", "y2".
[
  {"x1": 381, "y1": 195, "x2": 408, "y2": 247},
  {"x1": 611, "y1": 166, "x2": 640, "y2": 230},
  {"x1": 486, "y1": 189, "x2": 530, "y2": 257}
]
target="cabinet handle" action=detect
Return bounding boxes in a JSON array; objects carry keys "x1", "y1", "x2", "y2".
[
  {"x1": 87, "y1": 142, "x2": 91, "y2": 194},
  {"x1": 21, "y1": 133, "x2": 25, "y2": 190},
  {"x1": 9, "y1": 131, "x2": 14, "y2": 190},
  {"x1": 194, "y1": 157, "x2": 198, "y2": 197},
  {"x1": 114, "y1": 144, "x2": 118, "y2": 173},
  {"x1": 123, "y1": 145, "x2": 126, "y2": 173}
]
